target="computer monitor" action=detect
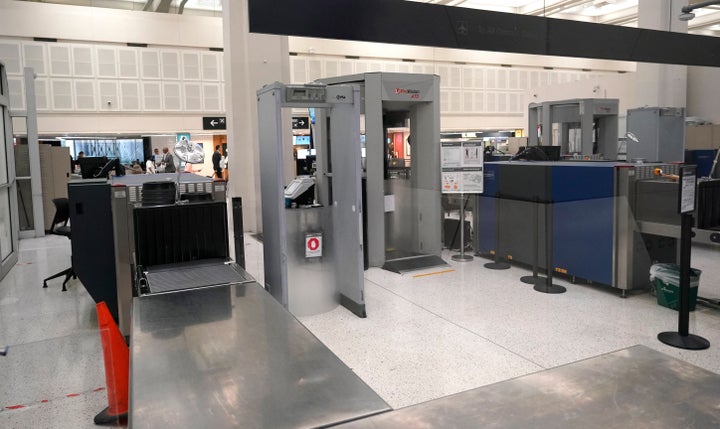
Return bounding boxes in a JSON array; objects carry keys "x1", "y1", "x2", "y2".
[
  {"x1": 293, "y1": 135, "x2": 311, "y2": 146},
  {"x1": 78, "y1": 156, "x2": 109, "y2": 179},
  {"x1": 538, "y1": 145, "x2": 561, "y2": 161}
]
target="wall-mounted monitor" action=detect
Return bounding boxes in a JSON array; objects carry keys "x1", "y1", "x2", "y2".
[{"x1": 293, "y1": 135, "x2": 311, "y2": 146}]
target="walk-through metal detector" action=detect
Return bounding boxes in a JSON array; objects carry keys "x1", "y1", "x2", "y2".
[
  {"x1": 257, "y1": 82, "x2": 367, "y2": 317},
  {"x1": 319, "y1": 73, "x2": 443, "y2": 271}
]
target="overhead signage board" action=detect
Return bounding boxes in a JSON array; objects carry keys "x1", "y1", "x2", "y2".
[{"x1": 203, "y1": 116, "x2": 226, "y2": 130}]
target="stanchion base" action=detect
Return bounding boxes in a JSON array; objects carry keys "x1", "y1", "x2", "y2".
[
  {"x1": 658, "y1": 332, "x2": 710, "y2": 350},
  {"x1": 533, "y1": 283, "x2": 566, "y2": 294},
  {"x1": 452, "y1": 254, "x2": 474, "y2": 262},
  {"x1": 520, "y1": 275, "x2": 547, "y2": 285},
  {"x1": 484, "y1": 262, "x2": 510, "y2": 270}
]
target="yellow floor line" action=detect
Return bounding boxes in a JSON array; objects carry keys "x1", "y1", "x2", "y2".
[{"x1": 412, "y1": 269, "x2": 456, "y2": 278}]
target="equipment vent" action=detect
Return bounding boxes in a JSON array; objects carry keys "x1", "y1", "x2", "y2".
[
  {"x1": 74, "y1": 80, "x2": 96, "y2": 110},
  {"x1": 96, "y1": 47, "x2": 117, "y2": 78}
]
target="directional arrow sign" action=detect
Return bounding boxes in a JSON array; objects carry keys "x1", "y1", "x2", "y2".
[
  {"x1": 292, "y1": 116, "x2": 310, "y2": 130},
  {"x1": 203, "y1": 116, "x2": 227, "y2": 130}
]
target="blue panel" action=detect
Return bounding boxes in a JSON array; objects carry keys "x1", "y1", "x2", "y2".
[
  {"x1": 553, "y1": 197, "x2": 614, "y2": 285},
  {"x1": 551, "y1": 164, "x2": 614, "y2": 202},
  {"x1": 477, "y1": 196, "x2": 496, "y2": 253}
]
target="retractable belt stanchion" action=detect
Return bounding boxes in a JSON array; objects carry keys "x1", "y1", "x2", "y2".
[
  {"x1": 658, "y1": 166, "x2": 709, "y2": 350},
  {"x1": 520, "y1": 197, "x2": 547, "y2": 285},
  {"x1": 484, "y1": 194, "x2": 510, "y2": 270},
  {"x1": 451, "y1": 193, "x2": 473, "y2": 262},
  {"x1": 534, "y1": 199, "x2": 566, "y2": 294}
]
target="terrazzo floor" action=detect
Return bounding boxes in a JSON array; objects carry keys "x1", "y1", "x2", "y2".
[{"x1": 0, "y1": 233, "x2": 718, "y2": 426}]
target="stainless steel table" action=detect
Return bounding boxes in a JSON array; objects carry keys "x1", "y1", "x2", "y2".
[
  {"x1": 130, "y1": 282, "x2": 390, "y2": 428},
  {"x1": 338, "y1": 345, "x2": 720, "y2": 428}
]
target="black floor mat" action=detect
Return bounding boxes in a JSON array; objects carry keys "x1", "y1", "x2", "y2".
[{"x1": 382, "y1": 254, "x2": 448, "y2": 274}]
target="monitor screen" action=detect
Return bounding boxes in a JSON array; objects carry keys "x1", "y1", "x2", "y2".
[
  {"x1": 294, "y1": 135, "x2": 311, "y2": 146},
  {"x1": 78, "y1": 156, "x2": 109, "y2": 179},
  {"x1": 297, "y1": 148, "x2": 308, "y2": 160}
]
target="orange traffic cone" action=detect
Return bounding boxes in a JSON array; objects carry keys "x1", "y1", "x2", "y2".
[{"x1": 94, "y1": 302, "x2": 129, "y2": 426}]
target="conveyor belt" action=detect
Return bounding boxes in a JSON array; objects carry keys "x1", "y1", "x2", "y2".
[{"x1": 144, "y1": 261, "x2": 253, "y2": 294}]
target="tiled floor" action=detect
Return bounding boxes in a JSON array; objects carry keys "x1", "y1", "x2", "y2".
[{"x1": 0, "y1": 233, "x2": 718, "y2": 426}]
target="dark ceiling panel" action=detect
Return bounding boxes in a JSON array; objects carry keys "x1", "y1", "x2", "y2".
[{"x1": 248, "y1": 0, "x2": 720, "y2": 67}]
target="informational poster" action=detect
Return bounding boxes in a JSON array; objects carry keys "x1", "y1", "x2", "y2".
[
  {"x1": 441, "y1": 140, "x2": 484, "y2": 194},
  {"x1": 679, "y1": 166, "x2": 696, "y2": 214}
]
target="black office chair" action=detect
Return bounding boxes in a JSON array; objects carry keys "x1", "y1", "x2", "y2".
[{"x1": 43, "y1": 198, "x2": 75, "y2": 291}]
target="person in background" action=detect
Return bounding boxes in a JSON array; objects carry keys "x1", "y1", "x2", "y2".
[
  {"x1": 212, "y1": 145, "x2": 223, "y2": 179},
  {"x1": 162, "y1": 147, "x2": 176, "y2": 173},
  {"x1": 220, "y1": 149, "x2": 228, "y2": 181},
  {"x1": 145, "y1": 155, "x2": 156, "y2": 174},
  {"x1": 152, "y1": 148, "x2": 160, "y2": 165},
  {"x1": 131, "y1": 159, "x2": 143, "y2": 174}
]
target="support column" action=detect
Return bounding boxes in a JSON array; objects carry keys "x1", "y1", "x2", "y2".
[
  {"x1": 222, "y1": 0, "x2": 290, "y2": 233},
  {"x1": 635, "y1": 0, "x2": 688, "y2": 108}
]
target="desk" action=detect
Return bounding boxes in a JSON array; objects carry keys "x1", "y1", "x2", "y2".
[{"x1": 130, "y1": 282, "x2": 390, "y2": 428}]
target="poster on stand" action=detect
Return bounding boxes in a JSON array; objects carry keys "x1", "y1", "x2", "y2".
[{"x1": 441, "y1": 140, "x2": 484, "y2": 194}]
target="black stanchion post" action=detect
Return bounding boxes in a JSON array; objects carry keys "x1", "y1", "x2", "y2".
[
  {"x1": 658, "y1": 165, "x2": 709, "y2": 350},
  {"x1": 484, "y1": 195, "x2": 510, "y2": 270},
  {"x1": 521, "y1": 197, "x2": 547, "y2": 285},
  {"x1": 534, "y1": 200, "x2": 566, "y2": 294}
]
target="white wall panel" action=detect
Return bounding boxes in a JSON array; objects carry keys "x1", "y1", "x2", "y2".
[
  {"x1": 161, "y1": 50, "x2": 179, "y2": 80},
  {"x1": 162, "y1": 82, "x2": 182, "y2": 110},
  {"x1": 291, "y1": 57, "x2": 306, "y2": 84},
  {"x1": 324, "y1": 59, "x2": 338, "y2": 78},
  {"x1": 49, "y1": 45, "x2": 71, "y2": 76},
  {"x1": 201, "y1": 52, "x2": 220, "y2": 81},
  {"x1": 141, "y1": 50, "x2": 160, "y2": 79},
  {"x1": 184, "y1": 82, "x2": 202, "y2": 111},
  {"x1": 74, "y1": 80, "x2": 96, "y2": 110},
  {"x1": 51, "y1": 79, "x2": 73, "y2": 110},
  {"x1": 72, "y1": 46, "x2": 93, "y2": 77},
  {"x1": 35, "y1": 78, "x2": 49, "y2": 111},
  {"x1": 7, "y1": 77, "x2": 24, "y2": 111},
  {"x1": 203, "y1": 83, "x2": 221, "y2": 111},
  {"x1": 0, "y1": 41, "x2": 22, "y2": 75},
  {"x1": 118, "y1": 48, "x2": 138, "y2": 79},
  {"x1": 142, "y1": 81, "x2": 162, "y2": 111},
  {"x1": 98, "y1": 81, "x2": 118, "y2": 110},
  {"x1": 22, "y1": 43, "x2": 47, "y2": 76},
  {"x1": 182, "y1": 51, "x2": 200, "y2": 80},
  {"x1": 308, "y1": 59, "x2": 322, "y2": 82},
  {"x1": 120, "y1": 81, "x2": 140, "y2": 111}
]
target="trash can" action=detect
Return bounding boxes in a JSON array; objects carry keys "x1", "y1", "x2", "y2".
[{"x1": 650, "y1": 264, "x2": 701, "y2": 311}]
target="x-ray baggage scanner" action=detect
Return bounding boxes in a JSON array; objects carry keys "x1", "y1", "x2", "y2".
[{"x1": 257, "y1": 82, "x2": 366, "y2": 316}]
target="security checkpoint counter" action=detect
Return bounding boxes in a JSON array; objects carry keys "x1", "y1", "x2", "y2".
[{"x1": 130, "y1": 281, "x2": 390, "y2": 428}]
